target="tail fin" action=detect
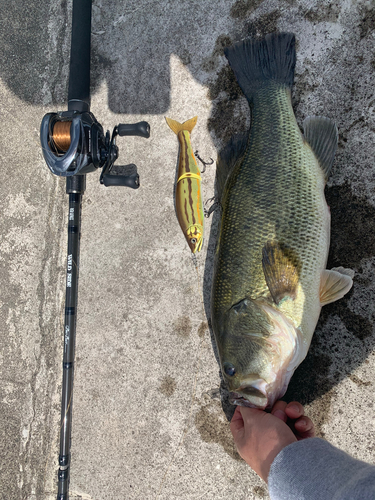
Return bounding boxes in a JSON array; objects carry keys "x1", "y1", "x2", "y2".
[
  {"x1": 224, "y1": 33, "x2": 296, "y2": 102},
  {"x1": 165, "y1": 116, "x2": 197, "y2": 135}
]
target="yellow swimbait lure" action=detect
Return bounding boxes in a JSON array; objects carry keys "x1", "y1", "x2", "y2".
[{"x1": 166, "y1": 116, "x2": 204, "y2": 254}]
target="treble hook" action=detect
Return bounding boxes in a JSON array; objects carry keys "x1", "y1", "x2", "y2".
[
  {"x1": 204, "y1": 196, "x2": 219, "y2": 218},
  {"x1": 194, "y1": 150, "x2": 214, "y2": 173}
]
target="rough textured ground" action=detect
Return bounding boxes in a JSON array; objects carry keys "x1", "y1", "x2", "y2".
[{"x1": 1, "y1": 0, "x2": 374, "y2": 499}]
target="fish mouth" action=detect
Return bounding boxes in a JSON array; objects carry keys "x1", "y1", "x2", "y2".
[{"x1": 229, "y1": 386, "x2": 268, "y2": 409}]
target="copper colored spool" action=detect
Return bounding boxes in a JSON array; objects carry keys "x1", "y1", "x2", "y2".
[{"x1": 52, "y1": 121, "x2": 72, "y2": 152}]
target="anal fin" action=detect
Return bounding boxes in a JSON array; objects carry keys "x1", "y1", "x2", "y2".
[{"x1": 320, "y1": 267, "x2": 354, "y2": 306}]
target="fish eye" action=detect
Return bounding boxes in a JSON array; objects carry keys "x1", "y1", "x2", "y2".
[
  {"x1": 224, "y1": 363, "x2": 236, "y2": 377},
  {"x1": 191, "y1": 238, "x2": 197, "y2": 244}
]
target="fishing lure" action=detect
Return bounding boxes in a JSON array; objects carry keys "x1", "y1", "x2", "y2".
[{"x1": 166, "y1": 116, "x2": 204, "y2": 253}]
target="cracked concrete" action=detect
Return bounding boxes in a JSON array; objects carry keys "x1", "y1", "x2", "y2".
[{"x1": 1, "y1": 0, "x2": 375, "y2": 499}]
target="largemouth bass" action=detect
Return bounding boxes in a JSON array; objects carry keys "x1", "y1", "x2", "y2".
[
  {"x1": 166, "y1": 116, "x2": 204, "y2": 253},
  {"x1": 211, "y1": 33, "x2": 353, "y2": 410}
]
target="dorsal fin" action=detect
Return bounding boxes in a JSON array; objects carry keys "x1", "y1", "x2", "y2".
[{"x1": 303, "y1": 116, "x2": 338, "y2": 181}]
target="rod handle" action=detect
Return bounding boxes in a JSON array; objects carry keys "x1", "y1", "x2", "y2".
[{"x1": 68, "y1": 0, "x2": 92, "y2": 111}]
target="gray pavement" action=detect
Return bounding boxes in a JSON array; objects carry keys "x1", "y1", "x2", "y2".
[{"x1": 1, "y1": 0, "x2": 375, "y2": 499}]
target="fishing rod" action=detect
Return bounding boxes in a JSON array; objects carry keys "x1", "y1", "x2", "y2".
[{"x1": 39, "y1": 1, "x2": 150, "y2": 498}]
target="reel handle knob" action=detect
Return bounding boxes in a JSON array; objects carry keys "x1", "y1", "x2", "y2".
[
  {"x1": 102, "y1": 164, "x2": 140, "y2": 188},
  {"x1": 117, "y1": 121, "x2": 150, "y2": 138}
]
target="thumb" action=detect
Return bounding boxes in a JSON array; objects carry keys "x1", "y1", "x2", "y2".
[
  {"x1": 230, "y1": 406, "x2": 245, "y2": 438},
  {"x1": 239, "y1": 406, "x2": 265, "y2": 424}
]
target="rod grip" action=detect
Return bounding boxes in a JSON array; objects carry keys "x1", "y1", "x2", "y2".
[{"x1": 68, "y1": 0, "x2": 92, "y2": 111}]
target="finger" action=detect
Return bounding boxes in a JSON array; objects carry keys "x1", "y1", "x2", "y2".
[
  {"x1": 231, "y1": 405, "x2": 244, "y2": 424},
  {"x1": 230, "y1": 406, "x2": 245, "y2": 436},
  {"x1": 272, "y1": 400, "x2": 288, "y2": 413},
  {"x1": 285, "y1": 401, "x2": 304, "y2": 420},
  {"x1": 271, "y1": 400, "x2": 288, "y2": 422},
  {"x1": 237, "y1": 406, "x2": 268, "y2": 432},
  {"x1": 295, "y1": 416, "x2": 315, "y2": 439},
  {"x1": 239, "y1": 406, "x2": 264, "y2": 425}
]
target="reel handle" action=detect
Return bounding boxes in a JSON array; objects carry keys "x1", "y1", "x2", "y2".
[
  {"x1": 117, "y1": 121, "x2": 150, "y2": 138},
  {"x1": 102, "y1": 172, "x2": 140, "y2": 188},
  {"x1": 99, "y1": 121, "x2": 150, "y2": 188}
]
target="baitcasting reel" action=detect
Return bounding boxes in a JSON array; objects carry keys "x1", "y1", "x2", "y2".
[{"x1": 40, "y1": 110, "x2": 150, "y2": 188}]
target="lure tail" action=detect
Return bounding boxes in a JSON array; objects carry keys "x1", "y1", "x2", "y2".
[
  {"x1": 224, "y1": 33, "x2": 296, "y2": 103},
  {"x1": 165, "y1": 116, "x2": 197, "y2": 135}
]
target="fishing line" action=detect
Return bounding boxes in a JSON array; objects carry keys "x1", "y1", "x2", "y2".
[
  {"x1": 50, "y1": 121, "x2": 72, "y2": 153},
  {"x1": 156, "y1": 254, "x2": 208, "y2": 499}
]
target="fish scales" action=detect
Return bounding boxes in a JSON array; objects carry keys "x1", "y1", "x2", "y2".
[
  {"x1": 214, "y1": 84, "x2": 328, "y2": 335},
  {"x1": 211, "y1": 33, "x2": 353, "y2": 409}
]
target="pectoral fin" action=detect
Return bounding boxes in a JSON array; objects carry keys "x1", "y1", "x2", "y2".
[
  {"x1": 320, "y1": 267, "x2": 354, "y2": 306},
  {"x1": 262, "y1": 242, "x2": 300, "y2": 305}
]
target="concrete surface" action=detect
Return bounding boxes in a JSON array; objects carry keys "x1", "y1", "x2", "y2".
[{"x1": 1, "y1": 0, "x2": 375, "y2": 499}]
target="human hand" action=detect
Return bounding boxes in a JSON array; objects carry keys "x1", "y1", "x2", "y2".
[{"x1": 230, "y1": 400, "x2": 315, "y2": 482}]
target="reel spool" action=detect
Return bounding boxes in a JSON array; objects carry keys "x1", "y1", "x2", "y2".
[
  {"x1": 40, "y1": 111, "x2": 150, "y2": 187},
  {"x1": 50, "y1": 121, "x2": 72, "y2": 153}
]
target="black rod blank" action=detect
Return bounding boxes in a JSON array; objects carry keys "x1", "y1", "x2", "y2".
[
  {"x1": 59, "y1": 2, "x2": 91, "y2": 497},
  {"x1": 57, "y1": 176, "x2": 85, "y2": 500}
]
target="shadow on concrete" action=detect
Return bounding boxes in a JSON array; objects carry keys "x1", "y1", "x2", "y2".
[
  {"x1": 285, "y1": 183, "x2": 375, "y2": 406},
  {"x1": 0, "y1": 1, "x2": 234, "y2": 112},
  {"x1": 0, "y1": 0, "x2": 68, "y2": 105},
  {"x1": 0, "y1": 1, "x2": 290, "y2": 113}
]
